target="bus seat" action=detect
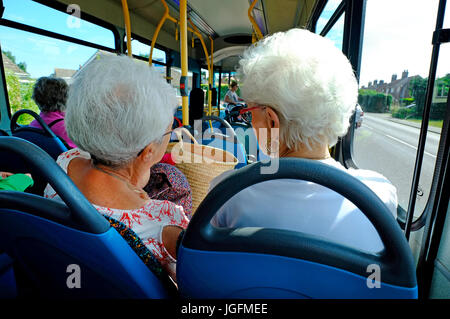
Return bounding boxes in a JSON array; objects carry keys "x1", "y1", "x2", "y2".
[
  {"x1": 0, "y1": 110, "x2": 69, "y2": 195},
  {"x1": 200, "y1": 116, "x2": 247, "y2": 169},
  {"x1": 0, "y1": 137, "x2": 171, "y2": 298},
  {"x1": 177, "y1": 158, "x2": 418, "y2": 299},
  {"x1": 0, "y1": 129, "x2": 9, "y2": 136},
  {"x1": 10, "y1": 109, "x2": 68, "y2": 159},
  {"x1": 0, "y1": 252, "x2": 17, "y2": 298}
]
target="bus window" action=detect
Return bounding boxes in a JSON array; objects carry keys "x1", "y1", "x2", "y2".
[
  {"x1": 130, "y1": 38, "x2": 167, "y2": 82},
  {"x1": 315, "y1": 0, "x2": 342, "y2": 35},
  {"x1": 130, "y1": 38, "x2": 166, "y2": 65},
  {"x1": 0, "y1": 29, "x2": 103, "y2": 124},
  {"x1": 2, "y1": 0, "x2": 116, "y2": 49},
  {"x1": 354, "y1": 0, "x2": 447, "y2": 223},
  {"x1": 323, "y1": 13, "x2": 344, "y2": 50}
]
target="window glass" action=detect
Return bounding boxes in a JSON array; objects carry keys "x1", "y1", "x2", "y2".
[
  {"x1": 316, "y1": 0, "x2": 342, "y2": 34},
  {"x1": 3, "y1": 0, "x2": 115, "y2": 49},
  {"x1": 130, "y1": 38, "x2": 166, "y2": 64},
  {"x1": 1, "y1": 26, "x2": 100, "y2": 124},
  {"x1": 324, "y1": 13, "x2": 344, "y2": 50},
  {"x1": 354, "y1": 0, "x2": 448, "y2": 220}
]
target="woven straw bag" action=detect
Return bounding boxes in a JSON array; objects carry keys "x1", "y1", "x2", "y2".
[{"x1": 166, "y1": 127, "x2": 238, "y2": 213}]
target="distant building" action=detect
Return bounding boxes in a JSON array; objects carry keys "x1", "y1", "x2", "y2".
[
  {"x1": 74, "y1": 50, "x2": 167, "y2": 80},
  {"x1": 51, "y1": 68, "x2": 76, "y2": 84},
  {"x1": 362, "y1": 70, "x2": 420, "y2": 103},
  {"x1": 1, "y1": 52, "x2": 31, "y2": 83}
]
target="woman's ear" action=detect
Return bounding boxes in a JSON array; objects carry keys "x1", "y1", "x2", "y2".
[
  {"x1": 265, "y1": 107, "x2": 280, "y2": 129},
  {"x1": 137, "y1": 143, "x2": 155, "y2": 163}
]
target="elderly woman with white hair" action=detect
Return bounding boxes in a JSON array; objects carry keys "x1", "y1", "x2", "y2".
[
  {"x1": 211, "y1": 28, "x2": 398, "y2": 253},
  {"x1": 44, "y1": 55, "x2": 189, "y2": 280}
]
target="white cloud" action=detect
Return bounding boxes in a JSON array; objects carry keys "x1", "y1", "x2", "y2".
[{"x1": 359, "y1": 0, "x2": 449, "y2": 87}]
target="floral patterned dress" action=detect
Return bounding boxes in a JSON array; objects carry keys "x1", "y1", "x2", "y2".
[{"x1": 44, "y1": 148, "x2": 189, "y2": 280}]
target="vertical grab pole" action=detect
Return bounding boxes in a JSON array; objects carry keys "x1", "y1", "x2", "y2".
[
  {"x1": 121, "y1": 0, "x2": 132, "y2": 56},
  {"x1": 180, "y1": 0, "x2": 189, "y2": 126},
  {"x1": 149, "y1": 0, "x2": 171, "y2": 66},
  {"x1": 248, "y1": 0, "x2": 263, "y2": 41}
]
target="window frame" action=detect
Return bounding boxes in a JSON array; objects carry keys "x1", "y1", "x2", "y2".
[{"x1": 0, "y1": 0, "x2": 121, "y2": 123}]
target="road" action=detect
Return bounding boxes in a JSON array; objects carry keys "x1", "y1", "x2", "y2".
[{"x1": 353, "y1": 113, "x2": 440, "y2": 218}]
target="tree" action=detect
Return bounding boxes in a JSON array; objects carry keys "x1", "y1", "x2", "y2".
[
  {"x1": 409, "y1": 76, "x2": 427, "y2": 115},
  {"x1": 2, "y1": 50, "x2": 16, "y2": 63},
  {"x1": 4, "y1": 70, "x2": 38, "y2": 124},
  {"x1": 17, "y1": 62, "x2": 27, "y2": 72},
  {"x1": 2, "y1": 50, "x2": 27, "y2": 73}
]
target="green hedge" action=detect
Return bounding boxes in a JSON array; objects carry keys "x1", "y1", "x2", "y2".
[
  {"x1": 358, "y1": 89, "x2": 392, "y2": 113},
  {"x1": 391, "y1": 103, "x2": 446, "y2": 120},
  {"x1": 5, "y1": 70, "x2": 38, "y2": 124},
  {"x1": 430, "y1": 102, "x2": 447, "y2": 120},
  {"x1": 391, "y1": 106, "x2": 416, "y2": 119}
]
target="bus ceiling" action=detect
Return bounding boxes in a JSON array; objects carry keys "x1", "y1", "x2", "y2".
[{"x1": 53, "y1": 0, "x2": 319, "y2": 62}]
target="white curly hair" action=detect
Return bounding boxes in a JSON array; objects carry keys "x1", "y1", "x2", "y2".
[
  {"x1": 237, "y1": 28, "x2": 358, "y2": 149},
  {"x1": 65, "y1": 54, "x2": 177, "y2": 167}
]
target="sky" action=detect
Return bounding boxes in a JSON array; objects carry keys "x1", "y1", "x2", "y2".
[
  {"x1": 0, "y1": 0, "x2": 449, "y2": 86},
  {"x1": 314, "y1": 0, "x2": 449, "y2": 87},
  {"x1": 0, "y1": 0, "x2": 165, "y2": 78}
]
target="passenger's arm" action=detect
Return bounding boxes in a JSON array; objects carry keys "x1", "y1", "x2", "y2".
[
  {"x1": 162, "y1": 225, "x2": 184, "y2": 259},
  {"x1": 224, "y1": 94, "x2": 235, "y2": 104}
]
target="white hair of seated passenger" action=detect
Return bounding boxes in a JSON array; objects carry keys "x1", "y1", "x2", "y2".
[
  {"x1": 65, "y1": 54, "x2": 177, "y2": 167},
  {"x1": 237, "y1": 28, "x2": 358, "y2": 150}
]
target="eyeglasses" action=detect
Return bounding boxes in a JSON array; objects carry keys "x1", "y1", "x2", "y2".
[{"x1": 238, "y1": 105, "x2": 267, "y2": 122}]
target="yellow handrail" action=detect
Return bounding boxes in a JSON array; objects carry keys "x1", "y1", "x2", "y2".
[
  {"x1": 121, "y1": 0, "x2": 132, "y2": 56},
  {"x1": 180, "y1": 0, "x2": 189, "y2": 126},
  {"x1": 149, "y1": 0, "x2": 216, "y2": 126},
  {"x1": 248, "y1": 0, "x2": 263, "y2": 41},
  {"x1": 149, "y1": 0, "x2": 171, "y2": 65}
]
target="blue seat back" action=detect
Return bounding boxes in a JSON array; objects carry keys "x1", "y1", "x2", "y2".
[
  {"x1": 12, "y1": 128, "x2": 67, "y2": 160},
  {"x1": 177, "y1": 158, "x2": 418, "y2": 299},
  {"x1": 201, "y1": 137, "x2": 247, "y2": 169},
  {"x1": 2, "y1": 110, "x2": 68, "y2": 195},
  {"x1": 10, "y1": 109, "x2": 68, "y2": 160},
  {"x1": 0, "y1": 137, "x2": 170, "y2": 298}
]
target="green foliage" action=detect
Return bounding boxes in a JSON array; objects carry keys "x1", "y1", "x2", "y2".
[
  {"x1": 358, "y1": 89, "x2": 392, "y2": 113},
  {"x1": 2, "y1": 50, "x2": 16, "y2": 64},
  {"x1": 430, "y1": 102, "x2": 447, "y2": 120},
  {"x1": 17, "y1": 62, "x2": 27, "y2": 72},
  {"x1": 391, "y1": 106, "x2": 416, "y2": 119},
  {"x1": 2, "y1": 50, "x2": 28, "y2": 73},
  {"x1": 408, "y1": 75, "x2": 448, "y2": 120},
  {"x1": 400, "y1": 97, "x2": 414, "y2": 107},
  {"x1": 409, "y1": 76, "x2": 427, "y2": 115},
  {"x1": 4, "y1": 70, "x2": 39, "y2": 124}
]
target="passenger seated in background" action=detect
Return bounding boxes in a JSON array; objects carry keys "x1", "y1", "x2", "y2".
[
  {"x1": 29, "y1": 76, "x2": 77, "y2": 148},
  {"x1": 224, "y1": 81, "x2": 244, "y2": 107},
  {"x1": 211, "y1": 28, "x2": 398, "y2": 253},
  {"x1": 44, "y1": 55, "x2": 190, "y2": 280}
]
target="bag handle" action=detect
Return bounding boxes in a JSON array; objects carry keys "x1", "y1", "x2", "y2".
[{"x1": 173, "y1": 127, "x2": 200, "y2": 146}]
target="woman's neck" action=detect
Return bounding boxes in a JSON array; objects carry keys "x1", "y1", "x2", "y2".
[{"x1": 279, "y1": 143, "x2": 331, "y2": 160}]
